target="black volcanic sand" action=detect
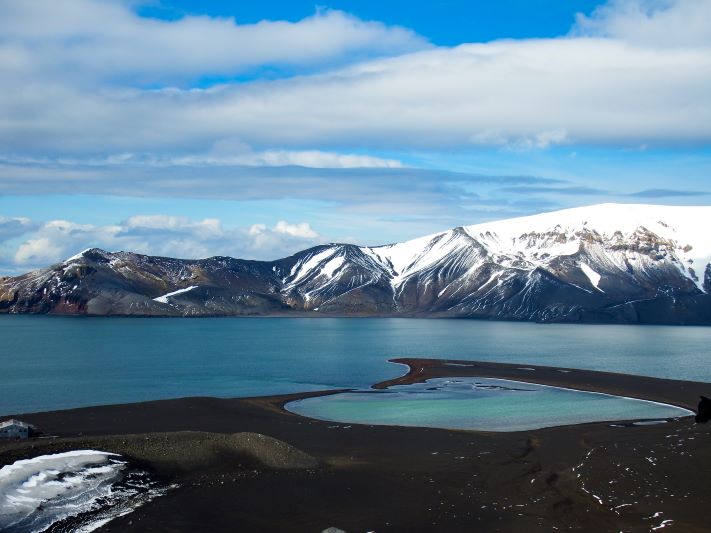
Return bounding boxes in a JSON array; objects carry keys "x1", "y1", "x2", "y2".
[{"x1": 2, "y1": 361, "x2": 711, "y2": 533}]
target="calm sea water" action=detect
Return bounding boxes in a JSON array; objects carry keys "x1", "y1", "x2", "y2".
[{"x1": 1, "y1": 316, "x2": 710, "y2": 416}]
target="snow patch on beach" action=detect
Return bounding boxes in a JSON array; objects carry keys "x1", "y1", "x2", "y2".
[{"x1": 0, "y1": 450, "x2": 169, "y2": 533}]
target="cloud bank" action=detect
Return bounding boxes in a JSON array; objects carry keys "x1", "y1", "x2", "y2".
[
  {"x1": 0, "y1": 0, "x2": 709, "y2": 159},
  {"x1": 0, "y1": 160, "x2": 558, "y2": 205},
  {"x1": 2, "y1": 215, "x2": 324, "y2": 274},
  {"x1": 573, "y1": 0, "x2": 711, "y2": 46}
]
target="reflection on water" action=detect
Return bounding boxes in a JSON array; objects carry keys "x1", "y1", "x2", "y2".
[{"x1": 285, "y1": 377, "x2": 694, "y2": 432}]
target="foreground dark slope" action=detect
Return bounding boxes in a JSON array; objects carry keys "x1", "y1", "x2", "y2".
[
  {"x1": 1, "y1": 204, "x2": 710, "y2": 324},
  {"x1": 3, "y1": 362, "x2": 710, "y2": 533}
]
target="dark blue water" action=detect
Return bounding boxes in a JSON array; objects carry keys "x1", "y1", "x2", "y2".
[{"x1": 1, "y1": 316, "x2": 710, "y2": 415}]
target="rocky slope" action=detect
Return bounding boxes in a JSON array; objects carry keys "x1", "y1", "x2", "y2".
[{"x1": 1, "y1": 204, "x2": 710, "y2": 324}]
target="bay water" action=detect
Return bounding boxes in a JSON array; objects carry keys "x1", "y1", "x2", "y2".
[{"x1": 1, "y1": 315, "x2": 710, "y2": 416}]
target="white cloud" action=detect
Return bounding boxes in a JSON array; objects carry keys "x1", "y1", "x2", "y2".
[
  {"x1": 0, "y1": 216, "x2": 36, "y2": 241},
  {"x1": 0, "y1": 0, "x2": 708, "y2": 174},
  {"x1": 0, "y1": 1, "x2": 426, "y2": 84},
  {"x1": 96, "y1": 150, "x2": 404, "y2": 169},
  {"x1": 470, "y1": 129, "x2": 569, "y2": 150},
  {"x1": 122, "y1": 215, "x2": 223, "y2": 238},
  {"x1": 233, "y1": 150, "x2": 403, "y2": 169},
  {"x1": 1, "y1": 32, "x2": 709, "y2": 155},
  {"x1": 246, "y1": 221, "x2": 320, "y2": 255},
  {"x1": 574, "y1": 0, "x2": 711, "y2": 47},
  {"x1": 6, "y1": 216, "x2": 324, "y2": 271},
  {"x1": 14, "y1": 237, "x2": 65, "y2": 265},
  {"x1": 12, "y1": 220, "x2": 117, "y2": 265},
  {"x1": 272, "y1": 221, "x2": 319, "y2": 238}
]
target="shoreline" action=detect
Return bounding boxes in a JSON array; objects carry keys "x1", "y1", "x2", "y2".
[
  {"x1": 2, "y1": 361, "x2": 710, "y2": 532},
  {"x1": 3, "y1": 357, "x2": 705, "y2": 420},
  {"x1": 5, "y1": 313, "x2": 711, "y2": 328},
  {"x1": 374, "y1": 357, "x2": 708, "y2": 412}
]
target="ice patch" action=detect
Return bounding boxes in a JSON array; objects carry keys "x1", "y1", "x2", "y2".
[
  {"x1": 632, "y1": 420, "x2": 668, "y2": 426},
  {"x1": 0, "y1": 450, "x2": 168, "y2": 533}
]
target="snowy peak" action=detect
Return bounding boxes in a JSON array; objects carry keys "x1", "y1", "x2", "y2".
[
  {"x1": 364, "y1": 227, "x2": 481, "y2": 282},
  {"x1": 460, "y1": 204, "x2": 710, "y2": 292},
  {"x1": 279, "y1": 244, "x2": 393, "y2": 311},
  {"x1": 463, "y1": 203, "x2": 708, "y2": 260},
  {"x1": 342, "y1": 204, "x2": 711, "y2": 297}
]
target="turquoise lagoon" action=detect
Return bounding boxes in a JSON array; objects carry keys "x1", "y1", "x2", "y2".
[
  {"x1": 1, "y1": 315, "x2": 709, "y2": 417},
  {"x1": 285, "y1": 377, "x2": 693, "y2": 432}
]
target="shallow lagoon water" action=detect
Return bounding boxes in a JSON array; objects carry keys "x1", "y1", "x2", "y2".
[
  {"x1": 285, "y1": 377, "x2": 693, "y2": 432},
  {"x1": 1, "y1": 316, "x2": 710, "y2": 415}
]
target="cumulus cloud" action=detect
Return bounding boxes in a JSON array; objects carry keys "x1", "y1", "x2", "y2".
[
  {"x1": 271, "y1": 221, "x2": 319, "y2": 238},
  {"x1": 14, "y1": 237, "x2": 66, "y2": 265},
  {"x1": 3, "y1": 216, "x2": 325, "y2": 272}
]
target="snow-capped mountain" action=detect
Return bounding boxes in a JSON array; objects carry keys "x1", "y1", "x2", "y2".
[{"x1": 2, "y1": 204, "x2": 710, "y2": 324}]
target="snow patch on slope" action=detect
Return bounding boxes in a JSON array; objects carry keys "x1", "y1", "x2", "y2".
[
  {"x1": 580, "y1": 263, "x2": 603, "y2": 291},
  {"x1": 64, "y1": 248, "x2": 94, "y2": 263},
  {"x1": 153, "y1": 286, "x2": 198, "y2": 303},
  {"x1": 286, "y1": 249, "x2": 335, "y2": 287},
  {"x1": 320, "y1": 256, "x2": 345, "y2": 278},
  {"x1": 364, "y1": 229, "x2": 474, "y2": 289}
]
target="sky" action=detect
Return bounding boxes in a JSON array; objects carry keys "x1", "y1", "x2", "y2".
[{"x1": 0, "y1": 0, "x2": 710, "y2": 274}]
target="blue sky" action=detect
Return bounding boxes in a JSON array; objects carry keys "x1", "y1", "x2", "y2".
[
  {"x1": 0, "y1": 0, "x2": 710, "y2": 274},
  {"x1": 139, "y1": 1, "x2": 604, "y2": 44}
]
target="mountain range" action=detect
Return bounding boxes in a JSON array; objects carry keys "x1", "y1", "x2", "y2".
[{"x1": 1, "y1": 204, "x2": 710, "y2": 324}]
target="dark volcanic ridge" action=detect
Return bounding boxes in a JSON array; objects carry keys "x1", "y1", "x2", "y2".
[{"x1": 1, "y1": 204, "x2": 710, "y2": 324}]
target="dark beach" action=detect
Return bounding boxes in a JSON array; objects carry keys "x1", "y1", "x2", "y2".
[{"x1": 2, "y1": 359, "x2": 710, "y2": 532}]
